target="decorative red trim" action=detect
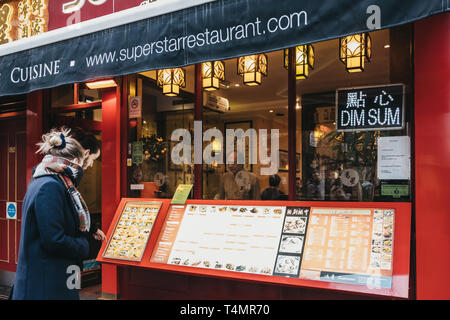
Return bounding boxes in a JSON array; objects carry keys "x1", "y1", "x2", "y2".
[{"x1": 74, "y1": 83, "x2": 79, "y2": 105}]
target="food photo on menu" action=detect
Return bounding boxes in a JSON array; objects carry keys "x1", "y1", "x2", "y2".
[
  {"x1": 279, "y1": 235, "x2": 304, "y2": 254},
  {"x1": 274, "y1": 255, "x2": 301, "y2": 276},
  {"x1": 283, "y1": 216, "x2": 307, "y2": 234}
]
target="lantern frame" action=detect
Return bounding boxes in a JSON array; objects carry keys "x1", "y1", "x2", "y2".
[
  {"x1": 339, "y1": 33, "x2": 372, "y2": 73},
  {"x1": 157, "y1": 68, "x2": 186, "y2": 96},
  {"x1": 284, "y1": 44, "x2": 315, "y2": 79},
  {"x1": 237, "y1": 54, "x2": 268, "y2": 86},
  {"x1": 202, "y1": 61, "x2": 225, "y2": 91}
]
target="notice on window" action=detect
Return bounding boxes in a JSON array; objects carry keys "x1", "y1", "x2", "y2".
[
  {"x1": 103, "y1": 201, "x2": 162, "y2": 262},
  {"x1": 299, "y1": 208, "x2": 394, "y2": 288},
  {"x1": 377, "y1": 136, "x2": 411, "y2": 180}
]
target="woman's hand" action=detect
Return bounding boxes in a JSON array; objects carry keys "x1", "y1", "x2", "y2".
[{"x1": 93, "y1": 229, "x2": 106, "y2": 241}]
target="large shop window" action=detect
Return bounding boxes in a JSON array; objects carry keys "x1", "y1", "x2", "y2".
[
  {"x1": 127, "y1": 67, "x2": 195, "y2": 198},
  {"x1": 298, "y1": 27, "x2": 412, "y2": 202},
  {"x1": 202, "y1": 50, "x2": 290, "y2": 201},
  {"x1": 127, "y1": 26, "x2": 412, "y2": 203}
]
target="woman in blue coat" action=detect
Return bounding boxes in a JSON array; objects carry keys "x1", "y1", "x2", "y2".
[{"x1": 12, "y1": 127, "x2": 104, "y2": 300}]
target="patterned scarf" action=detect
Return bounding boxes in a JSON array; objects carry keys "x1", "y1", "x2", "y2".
[{"x1": 33, "y1": 155, "x2": 91, "y2": 232}]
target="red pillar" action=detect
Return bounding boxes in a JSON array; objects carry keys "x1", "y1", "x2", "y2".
[
  {"x1": 194, "y1": 64, "x2": 203, "y2": 199},
  {"x1": 414, "y1": 12, "x2": 450, "y2": 299},
  {"x1": 101, "y1": 86, "x2": 122, "y2": 298},
  {"x1": 288, "y1": 47, "x2": 297, "y2": 200}
]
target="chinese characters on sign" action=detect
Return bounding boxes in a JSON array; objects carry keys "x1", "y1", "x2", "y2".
[
  {"x1": 0, "y1": 0, "x2": 48, "y2": 43},
  {"x1": 0, "y1": 4, "x2": 13, "y2": 44},
  {"x1": 0, "y1": 0, "x2": 153, "y2": 45},
  {"x1": 336, "y1": 84, "x2": 404, "y2": 131}
]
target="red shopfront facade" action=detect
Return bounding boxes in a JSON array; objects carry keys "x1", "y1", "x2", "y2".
[{"x1": 0, "y1": 1, "x2": 449, "y2": 300}]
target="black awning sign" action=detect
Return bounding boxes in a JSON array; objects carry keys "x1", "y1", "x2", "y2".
[{"x1": 336, "y1": 84, "x2": 405, "y2": 132}]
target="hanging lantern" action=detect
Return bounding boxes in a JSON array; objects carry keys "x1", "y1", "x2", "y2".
[
  {"x1": 156, "y1": 68, "x2": 186, "y2": 96},
  {"x1": 339, "y1": 33, "x2": 372, "y2": 72},
  {"x1": 211, "y1": 136, "x2": 222, "y2": 153},
  {"x1": 202, "y1": 61, "x2": 225, "y2": 91},
  {"x1": 284, "y1": 44, "x2": 315, "y2": 79},
  {"x1": 237, "y1": 54, "x2": 268, "y2": 86}
]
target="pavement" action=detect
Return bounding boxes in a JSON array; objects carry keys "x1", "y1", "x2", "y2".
[
  {"x1": 0, "y1": 285, "x2": 12, "y2": 300},
  {"x1": 0, "y1": 284, "x2": 102, "y2": 300}
]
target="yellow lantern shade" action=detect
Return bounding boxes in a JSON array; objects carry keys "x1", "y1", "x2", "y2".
[
  {"x1": 339, "y1": 33, "x2": 372, "y2": 72},
  {"x1": 284, "y1": 44, "x2": 315, "y2": 79},
  {"x1": 237, "y1": 54, "x2": 268, "y2": 86},
  {"x1": 157, "y1": 68, "x2": 186, "y2": 96},
  {"x1": 202, "y1": 61, "x2": 225, "y2": 91},
  {"x1": 212, "y1": 137, "x2": 221, "y2": 153}
]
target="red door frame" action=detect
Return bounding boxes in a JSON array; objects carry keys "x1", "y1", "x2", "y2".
[
  {"x1": 100, "y1": 85, "x2": 123, "y2": 298},
  {"x1": 0, "y1": 116, "x2": 26, "y2": 273},
  {"x1": 414, "y1": 12, "x2": 450, "y2": 300},
  {"x1": 20, "y1": 84, "x2": 124, "y2": 297}
]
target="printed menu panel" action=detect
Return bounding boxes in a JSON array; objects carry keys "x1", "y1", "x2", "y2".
[
  {"x1": 299, "y1": 208, "x2": 394, "y2": 288},
  {"x1": 103, "y1": 201, "x2": 162, "y2": 262},
  {"x1": 150, "y1": 204, "x2": 395, "y2": 289},
  {"x1": 151, "y1": 204, "x2": 286, "y2": 276}
]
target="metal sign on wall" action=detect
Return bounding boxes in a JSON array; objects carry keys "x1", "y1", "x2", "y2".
[
  {"x1": 0, "y1": 0, "x2": 447, "y2": 96},
  {"x1": 336, "y1": 84, "x2": 405, "y2": 132}
]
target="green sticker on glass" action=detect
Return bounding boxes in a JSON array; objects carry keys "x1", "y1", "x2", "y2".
[
  {"x1": 132, "y1": 141, "x2": 143, "y2": 164},
  {"x1": 381, "y1": 185, "x2": 409, "y2": 198},
  {"x1": 171, "y1": 184, "x2": 193, "y2": 204}
]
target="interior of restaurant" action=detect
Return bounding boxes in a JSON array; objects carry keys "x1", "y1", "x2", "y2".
[
  {"x1": 47, "y1": 26, "x2": 412, "y2": 213},
  {"x1": 128, "y1": 26, "x2": 411, "y2": 203}
]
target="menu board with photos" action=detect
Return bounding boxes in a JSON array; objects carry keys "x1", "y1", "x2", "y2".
[
  {"x1": 150, "y1": 204, "x2": 395, "y2": 289},
  {"x1": 103, "y1": 201, "x2": 162, "y2": 262}
]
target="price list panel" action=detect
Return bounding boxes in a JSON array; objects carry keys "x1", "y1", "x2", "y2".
[{"x1": 299, "y1": 208, "x2": 394, "y2": 288}]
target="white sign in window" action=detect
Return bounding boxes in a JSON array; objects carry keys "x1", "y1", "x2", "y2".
[{"x1": 377, "y1": 136, "x2": 410, "y2": 180}]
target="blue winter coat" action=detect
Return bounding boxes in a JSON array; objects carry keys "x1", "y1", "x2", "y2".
[{"x1": 12, "y1": 175, "x2": 90, "y2": 300}]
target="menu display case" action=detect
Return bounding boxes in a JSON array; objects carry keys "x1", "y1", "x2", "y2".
[
  {"x1": 102, "y1": 201, "x2": 162, "y2": 262},
  {"x1": 97, "y1": 199, "x2": 411, "y2": 298}
]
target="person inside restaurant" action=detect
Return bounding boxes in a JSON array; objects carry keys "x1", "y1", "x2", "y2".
[
  {"x1": 219, "y1": 151, "x2": 261, "y2": 200},
  {"x1": 261, "y1": 174, "x2": 287, "y2": 200}
]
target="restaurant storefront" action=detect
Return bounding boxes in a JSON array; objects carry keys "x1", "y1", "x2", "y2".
[{"x1": 0, "y1": 0, "x2": 449, "y2": 300}]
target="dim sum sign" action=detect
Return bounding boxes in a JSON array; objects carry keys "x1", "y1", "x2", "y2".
[{"x1": 336, "y1": 84, "x2": 405, "y2": 132}]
